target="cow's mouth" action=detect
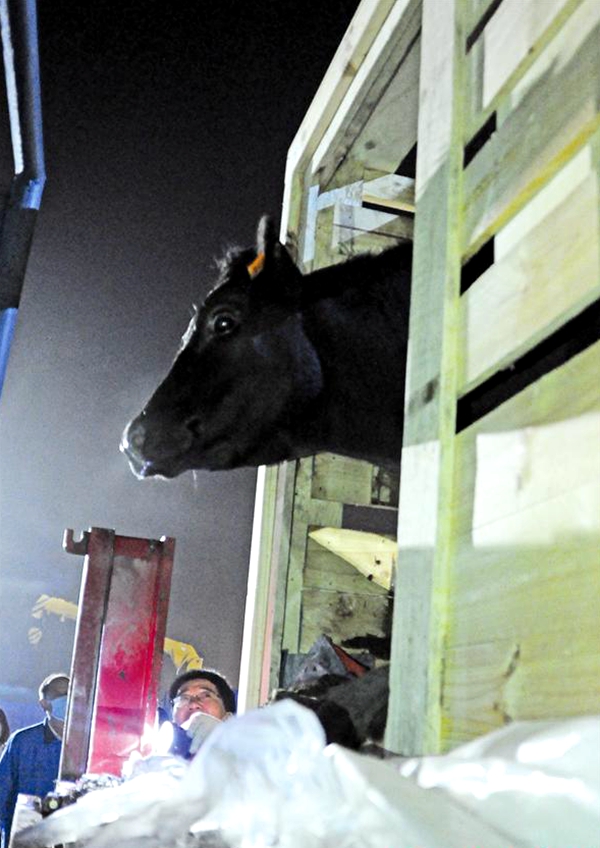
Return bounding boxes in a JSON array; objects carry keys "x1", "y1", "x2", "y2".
[{"x1": 120, "y1": 426, "x2": 239, "y2": 477}]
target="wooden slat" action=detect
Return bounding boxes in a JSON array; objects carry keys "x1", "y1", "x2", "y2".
[
  {"x1": 455, "y1": 342, "x2": 600, "y2": 534},
  {"x1": 443, "y1": 603, "x2": 600, "y2": 746},
  {"x1": 464, "y1": 0, "x2": 502, "y2": 41},
  {"x1": 479, "y1": 0, "x2": 575, "y2": 108},
  {"x1": 449, "y1": 545, "x2": 600, "y2": 648},
  {"x1": 304, "y1": 538, "x2": 388, "y2": 597},
  {"x1": 281, "y1": 458, "x2": 343, "y2": 653},
  {"x1": 310, "y1": 0, "x2": 421, "y2": 188},
  {"x1": 312, "y1": 201, "x2": 412, "y2": 271},
  {"x1": 309, "y1": 527, "x2": 395, "y2": 590},
  {"x1": 441, "y1": 343, "x2": 600, "y2": 746},
  {"x1": 462, "y1": 2, "x2": 600, "y2": 254},
  {"x1": 281, "y1": 0, "x2": 399, "y2": 237},
  {"x1": 464, "y1": 0, "x2": 583, "y2": 140},
  {"x1": 311, "y1": 453, "x2": 373, "y2": 504},
  {"x1": 460, "y1": 142, "x2": 600, "y2": 391}
]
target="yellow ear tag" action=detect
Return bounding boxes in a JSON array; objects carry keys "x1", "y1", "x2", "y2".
[{"x1": 247, "y1": 251, "x2": 265, "y2": 278}]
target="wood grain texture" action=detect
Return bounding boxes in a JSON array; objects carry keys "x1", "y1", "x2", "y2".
[
  {"x1": 460, "y1": 142, "x2": 600, "y2": 391},
  {"x1": 386, "y1": 0, "x2": 465, "y2": 756},
  {"x1": 312, "y1": 452, "x2": 373, "y2": 505},
  {"x1": 300, "y1": 587, "x2": 391, "y2": 653},
  {"x1": 481, "y1": 0, "x2": 573, "y2": 107},
  {"x1": 309, "y1": 527, "x2": 395, "y2": 590},
  {"x1": 463, "y1": 3, "x2": 600, "y2": 253},
  {"x1": 303, "y1": 537, "x2": 389, "y2": 597},
  {"x1": 442, "y1": 344, "x2": 600, "y2": 747}
]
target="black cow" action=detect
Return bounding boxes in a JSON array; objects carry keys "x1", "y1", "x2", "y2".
[{"x1": 121, "y1": 217, "x2": 411, "y2": 477}]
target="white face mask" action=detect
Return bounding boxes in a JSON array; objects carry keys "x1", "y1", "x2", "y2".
[{"x1": 48, "y1": 695, "x2": 68, "y2": 721}]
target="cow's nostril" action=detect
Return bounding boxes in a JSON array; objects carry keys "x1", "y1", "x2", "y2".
[
  {"x1": 122, "y1": 420, "x2": 146, "y2": 455},
  {"x1": 131, "y1": 429, "x2": 145, "y2": 450},
  {"x1": 186, "y1": 417, "x2": 203, "y2": 438}
]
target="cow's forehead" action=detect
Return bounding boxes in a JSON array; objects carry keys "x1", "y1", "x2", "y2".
[{"x1": 204, "y1": 274, "x2": 249, "y2": 308}]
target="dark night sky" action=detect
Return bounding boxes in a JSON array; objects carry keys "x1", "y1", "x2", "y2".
[{"x1": 0, "y1": 0, "x2": 360, "y2": 728}]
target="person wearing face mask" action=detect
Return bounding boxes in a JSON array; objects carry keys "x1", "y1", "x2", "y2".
[{"x1": 0, "y1": 673, "x2": 69, "y2": 848}]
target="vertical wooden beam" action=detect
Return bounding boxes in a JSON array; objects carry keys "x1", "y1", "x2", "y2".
[
  {"x1": 281, "y1": 458, "x2": 344, "y2": 653},
  {"x1": 237, "y1": 465, "x2": 281, "y2": 712},
  {"x1": 385, "y1": 0, "x2": 466, "y2": 755}
]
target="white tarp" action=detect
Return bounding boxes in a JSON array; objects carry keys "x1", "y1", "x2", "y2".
[{"x1": 15, "y1": 701, "x2": 600, "y2": 848}]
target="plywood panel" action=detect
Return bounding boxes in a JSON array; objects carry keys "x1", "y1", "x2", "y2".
[
  {"x1": 348, "y1": 33, "x2": 421, "y2": 174},
  {"x1": 299, "y1": 587, "x2": 391, "y2": 653},
  {"x1": 462, "y1": 5, "x2": 600, "y2": 253},
  {"x1": 460, "y1": 143, "x2": 600, "y2": 390},
  {"x1": 312, "y1": 453, "x2": 374, "y2": 505}
]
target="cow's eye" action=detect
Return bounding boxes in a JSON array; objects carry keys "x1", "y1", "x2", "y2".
[{"x1": 211, "y1": 311, "x2": 238, "y2": 335}]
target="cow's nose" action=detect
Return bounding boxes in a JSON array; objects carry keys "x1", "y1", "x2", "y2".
[
  {"x1": 123, "y1": 418, "x2": 146, "y2": 453},
  {"x1": 120, "y1": 418, "x2": 150, "y2": 468}
]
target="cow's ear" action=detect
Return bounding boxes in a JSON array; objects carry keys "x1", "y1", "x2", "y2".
[
  {"x1": 256, "y1": 215, "x2": 277, "y2": 258},
  {"x1": 254, "y1": 216, "x2": 302, "y2": 301}
]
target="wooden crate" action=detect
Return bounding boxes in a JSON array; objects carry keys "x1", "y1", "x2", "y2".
[
  {"x1": 387, "y1": 0, "x2": 600, "y2": 754},
  {"x1": 238, "y1": 0, "x2": 600, "y2": 756}
]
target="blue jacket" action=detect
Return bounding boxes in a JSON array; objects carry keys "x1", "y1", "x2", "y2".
[{"x1": 0, "y1": 718, "x2": 62, "y2": 848}]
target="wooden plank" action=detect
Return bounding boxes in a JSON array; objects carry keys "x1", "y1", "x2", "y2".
[
  {"x1": 312, "y1": 201, "x2": 412, "y2": 270},
  {"x1": 237, "y1": 466, "x2": 278, "y2": 712},
  {"x1": 464, "y1": 0, "x2": 502, "y2": 41},
  {"x1": 481, "y1": 0, "x2": 575, "y2": 108},
  {"x1": 332, "y1": 203, "x2": 414, "y2": 249},
  {"x1": 299, "y1": 587, "x2": 391, "y2": 653},
  {"x1": 460, "y1": 142, "x2": 600, "y2": 391},
  {"x1": 309, "y1": 0, "x2": 421, "y2": 188},
  {"x1": 449, "y1": 544, "x2": 600, "y2": 649},
  {"x1": 385, "y1": 0, "x2": 465, "y2": 756},
  {"x1": 303, "y1": 539, "x2": 388, "y2": 596},
  {"x1": 311, "y1": 452, "x2": 373, "y2": 504},
  {"x1": 363, "y1": 174, "x2": 416, "y2": 212},
  {"x1": 281, "y1": 458, "x2": 343, "y2": 653},
  {"x1": 441, "y1": 344, "x2": 600, "y2": 746},
  {"x1": 462, "y1": 3, "x2": 600, "y2": 253},
  {"x1": 455, "y1": 342, "x2": 600, "y2": 536},
  {"x1": 336, "y1": 30, "x2": 421, "y2": 178},
  {"x1": 265, "y1": 462, "x2": 299, "y2": 694},
  {"x1": 442, "y1": 601, "x2": 600, "y2": 747},
  {"x1": 281, "y1": 0, "x2": 398, "y2": 236},
  {"x1": 309, "y1": 527, "x2": 395, "y2": 590},
  {"x1": 464, "y1": 0, "x2": 583, "y2": 140}
]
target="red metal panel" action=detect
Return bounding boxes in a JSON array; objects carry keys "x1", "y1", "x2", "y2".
[
  {"x1": 60, "y1": 528, "x2": 175, "y2": 779},
  {"x1": 88, "y1": 536, "x2": 174, "y2": 775},
  {"x1": 60, "y1": 528, "x2": 115, "y2": 781}
]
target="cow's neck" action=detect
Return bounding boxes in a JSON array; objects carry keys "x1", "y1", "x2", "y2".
[{"x1": 295, "y1": 248, "x2": 410, "y2": 465}]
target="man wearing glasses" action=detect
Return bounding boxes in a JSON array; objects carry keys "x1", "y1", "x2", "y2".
[
  {"x1": 170, "y1": 670, "x2": 236, "y2": 723},
  {"x1": 163, "y1": 670, "x2": 236, "y2": 758}
]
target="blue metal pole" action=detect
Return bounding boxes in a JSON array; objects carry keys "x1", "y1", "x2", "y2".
[
  {"x1": 0, "y1": 307, "x2": 17, "y2": 394},
  {"x1": 0, "y1": 0, "x2": 46, "y2": 399}
]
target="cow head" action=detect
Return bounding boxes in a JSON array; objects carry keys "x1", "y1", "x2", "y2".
[{"x1": 121, "y1": 217, "x2": 323, "y2": 476}]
